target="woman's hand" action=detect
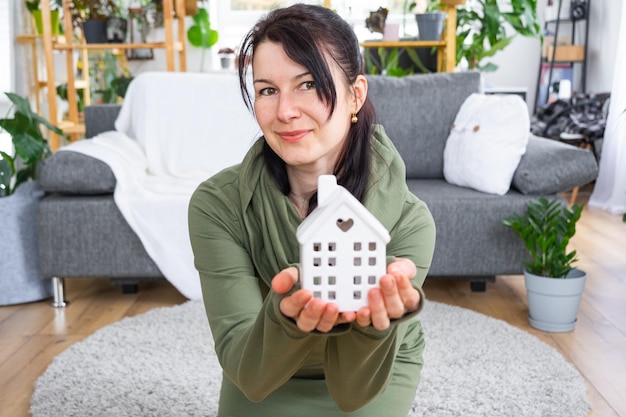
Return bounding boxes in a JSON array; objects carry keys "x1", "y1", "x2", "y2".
[
  {"x1": 355, "y1": 258, "x2": 420, "y2": 331},
  {"x1": 272, "y1": 267, "x2": 356, "y2": 333}
]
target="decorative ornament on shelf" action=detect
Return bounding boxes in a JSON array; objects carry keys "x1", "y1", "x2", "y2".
[{"x1": 365, "y1": 7, "x2": 388, "y2": 34}]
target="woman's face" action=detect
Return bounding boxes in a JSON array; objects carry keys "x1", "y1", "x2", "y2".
[{"x1": 252, "y1": 41, "x2": 365, "y2": 175}]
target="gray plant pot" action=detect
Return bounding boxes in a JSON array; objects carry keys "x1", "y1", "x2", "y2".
[
  {"x1": 220, "y1": 56, "x2": 233, "y2": 70},
  {"x1": 82, "y1": 19, "x2": 107, "y2": 44},
  {"x1": 524, "y1": 268, "x2": 586, "y2": 332},
  {"x1": 415, "y1": 12, "x2": 446, "y2": 41},
  {"x1": 0, "y1": 181, "x2": 52, "y2": 306}
]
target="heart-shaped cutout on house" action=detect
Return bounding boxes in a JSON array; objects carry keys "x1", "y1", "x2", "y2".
[{"x1": 336, "y1": 218, "x2": 354, "y2": 232}]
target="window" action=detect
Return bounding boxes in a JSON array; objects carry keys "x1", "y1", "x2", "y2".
[{"x1": 214, "y1": 0, "x2": 414, "y2": 49}]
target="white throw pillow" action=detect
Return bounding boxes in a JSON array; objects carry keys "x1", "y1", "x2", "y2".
[{"x1": 443, "y1": 93, "x2": 530, "y2": 195}]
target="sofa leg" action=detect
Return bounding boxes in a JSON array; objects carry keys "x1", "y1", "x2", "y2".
[
  {"x1": 470, "y1": 281, "x2": 487, "y2": 292},
  {"x1": 51, "y1": 276, "x2": 68, "y2": 308},
  {"x1": 121, "y1": 284, "x2": 139, "y2": 294}
]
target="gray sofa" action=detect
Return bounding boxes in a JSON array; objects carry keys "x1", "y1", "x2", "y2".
[{"x1": 37, "y1": 71, "x2": 599, "y2": 306}]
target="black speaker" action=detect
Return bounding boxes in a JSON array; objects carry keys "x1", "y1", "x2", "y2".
[{"x1": 570, "y1": 0, "x2": 588, "y2": 20}]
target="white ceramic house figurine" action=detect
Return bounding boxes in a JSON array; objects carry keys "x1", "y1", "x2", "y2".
[{"x1": 297, "y1": 175, "x2": 391, "y2": 311}]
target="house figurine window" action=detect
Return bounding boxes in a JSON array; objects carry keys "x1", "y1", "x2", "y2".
[{"x1": 297, "y1": 175, "x2": 390, "y2": 311}]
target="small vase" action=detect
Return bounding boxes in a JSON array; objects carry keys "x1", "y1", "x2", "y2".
[{"x1": 524, "y1": 268, "x2": 586, "y2": 332}]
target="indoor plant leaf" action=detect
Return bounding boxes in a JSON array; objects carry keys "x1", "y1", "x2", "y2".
[
  {"x1": 502, "y1": 197, "x2": 583, "y2": 278},
  {"x1": 0, "y1": 92, "x2": 59, "y2": 197},
  {"x1": 0, "y1": 152, "x2": 14, "y2": 196}
]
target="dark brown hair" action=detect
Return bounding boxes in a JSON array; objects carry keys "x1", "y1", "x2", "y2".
[{"x1": 238, "y1": 4, "x2": 376, "y2": 211}]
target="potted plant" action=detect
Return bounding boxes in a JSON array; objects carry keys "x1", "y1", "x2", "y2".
[
  {"x1": 456, "y1": 0, "x2": 541, "y2": 71},
  {"x1": 25, "y1": 0, "x2": 62, "y2": 35},
  {"x1": 502, "y1": 197, "x2": 585, "y2": 332},
  {"x1": 68, "y1": 0, "x2": 119, "y2": 43},
  {"x1": 187, "y1": 5, "x2": 218, "y2": 72},
  {"x1": 218, "y1": 47, "x2": 236, "y2": 70},
  {"x1": 409, "y1": 0, "x2": 447, "y2": 41},
  {"x1": 0, "y1": 92, "x2": 63, "y2": 306}
]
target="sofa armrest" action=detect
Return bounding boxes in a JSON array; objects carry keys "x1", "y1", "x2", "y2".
[
  {"x1": 84, "y1": 104, "x2": 122, "y2": 138},
  {"x1": 512, "y1": 135, "x2": 598, "y2": 195},
  {"x1": 38, "y1": 151, "x2": 116, "y2": 194}
]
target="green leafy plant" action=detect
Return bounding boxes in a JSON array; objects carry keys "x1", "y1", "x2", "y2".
[
  {"x1": 89, "y1": 51, "x2": 132, "y2": 103},
  {"x1": 365, "y1": 47, "x2": 433, "y2": 77},
  {"x1": 68, "y1": 0, "x2": 119, "y2": 26},
  {"x1": 365, "y1": 48, "x2": 411, "y2": 77},
  {"x1": 502, "y1": 197, "x2": 583, "y2": 278},
  {"x1": 26, "y1": 0, "x2": 63, "y2": 35},
  {"x1": 0, "y1": 93, "x2": 62, "y2": 197},
  {"x1": 25, "y1": 0, "x2": 62, "y2": 12},
  {"x1": 110, "y1": 74, "x2": 134, "y2": 98},
  {"x1": 187, "y1": 7, "x2": 218, "y2": 71},
  {"x1": 407, "y1": 0, "x2": 440, "y2": 14},
  {"x1": 56, "y1": 83, "x2": 85, "y2": 112},
  {"x1": 456, "y1": 0, "x2": 541, "y2": 71}
]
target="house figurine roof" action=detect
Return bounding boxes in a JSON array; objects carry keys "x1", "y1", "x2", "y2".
[
  {"x1": 296, "y1": 175, "x2": 390, "y2": 311},
  {"x1": 296, "y1": 175, "x2": 390, "y2": 245}
]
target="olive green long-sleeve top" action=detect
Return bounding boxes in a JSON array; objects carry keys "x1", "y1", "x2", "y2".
[{"x1": 188, "y1": 125, "x2": 436, "y2": 416}]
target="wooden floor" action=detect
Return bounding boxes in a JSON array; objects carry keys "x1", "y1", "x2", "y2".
[{"x1": 1, "y1": 190, "x2": 624, "y2": 417}]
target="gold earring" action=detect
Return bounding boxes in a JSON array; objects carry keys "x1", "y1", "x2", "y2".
[{"x1": 351, "y1": 113, "x2": 358, "y2": 124}]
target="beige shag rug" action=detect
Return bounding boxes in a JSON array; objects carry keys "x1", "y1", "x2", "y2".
[{"x1": 31, "y1": 300, "x2": 590, "y2": 417}]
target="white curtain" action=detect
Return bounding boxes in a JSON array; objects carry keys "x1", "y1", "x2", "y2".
[{"x1": 588, "y1": 3, "x2": 626, "y2": 215}]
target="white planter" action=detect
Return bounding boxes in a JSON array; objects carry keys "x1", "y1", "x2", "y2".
[
  {"x1": 0, "y1": 181, "x2": 52, "y2": 306},
  {"x1": 524, "y1": 268, "x2": 586, "y2": 332}
]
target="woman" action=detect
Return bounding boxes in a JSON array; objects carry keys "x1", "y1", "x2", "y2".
[{"x1": 188, "y1": 4, "x2": 436, "y2": 416}]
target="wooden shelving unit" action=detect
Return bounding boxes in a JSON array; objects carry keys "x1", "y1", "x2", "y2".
[
  {"x1": 17, "y1": 0, "x2": 187, "y2": 150},
  {"x1": 360, "y1": 0, "x2": 465, "y2": 73}
]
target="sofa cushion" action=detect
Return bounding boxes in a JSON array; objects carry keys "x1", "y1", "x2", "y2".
[
  {"x1": 512, "y1": 135, "x2": 599, "y2": 195},
  {"x1": 443, "y1": 93, "x2": 530, "y2": 195},
  {"x1": 38, "y1": 150, "x2": 116, "y2": 194},
  {"x1": 366, "y1": 71, "x2": 482, "y2": 179}
]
